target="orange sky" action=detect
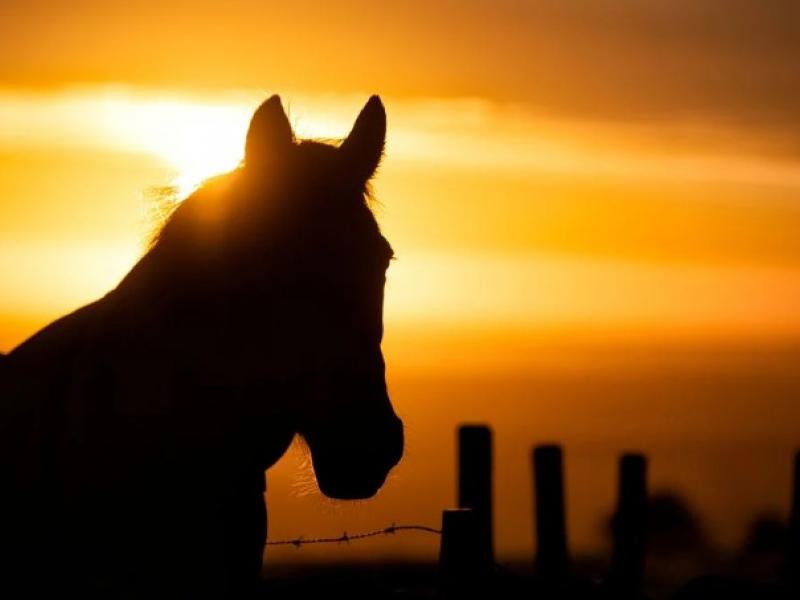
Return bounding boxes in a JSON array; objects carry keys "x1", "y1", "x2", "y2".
[
  {"x1": 2, "y1": 87, "x2": 800, "y2": 353},
  {"x1": 2, "y1": 0, "x2": 800, "y2": 561}
]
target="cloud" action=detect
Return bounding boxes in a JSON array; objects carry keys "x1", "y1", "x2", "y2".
[{"x1": 0, "y1": 0, "x2": 797, "y2": 145}]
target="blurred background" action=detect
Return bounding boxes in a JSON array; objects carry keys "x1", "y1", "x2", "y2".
[{"x1": 1, "y1": 0, "x2": 799, "y2": 571}]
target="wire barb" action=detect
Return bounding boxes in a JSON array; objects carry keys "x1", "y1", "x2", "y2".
[{"x1": 265, "y1": 524, "x2": 442, "y2": 547}]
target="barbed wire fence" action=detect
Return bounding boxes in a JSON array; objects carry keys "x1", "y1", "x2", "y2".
[
  {"x1": 265, "y1": 523, "x2": 442, "y2": 548},
  {"x1": 264, "y1": 521, "x2": 519, "y2": 579}
]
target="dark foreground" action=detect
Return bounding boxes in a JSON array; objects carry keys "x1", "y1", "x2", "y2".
[{"x1": 258, "y1": 557, "x2": 797, "y2": 600}]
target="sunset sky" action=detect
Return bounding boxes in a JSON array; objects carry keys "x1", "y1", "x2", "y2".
[{"x1": 1, "y1": 0, "x2": 800, "y2": 561}]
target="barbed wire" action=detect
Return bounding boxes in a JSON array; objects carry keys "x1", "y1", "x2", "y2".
[{"x1": 265, "y1": 523, "x2": 442, "y2": 548}]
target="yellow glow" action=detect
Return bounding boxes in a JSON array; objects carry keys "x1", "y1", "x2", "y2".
[
  {"x1": 0, "y1": 89, "x2": 393, "y2": 198},
  {"x1": 2, "y1": 86, "x2": 800, "y2": 355},
  {"x1": 91, "y1": 96, "x2": 251, "y2": 197},
  {"x1": 84, "y1": 92, "x2": 401, "y2": 197}
]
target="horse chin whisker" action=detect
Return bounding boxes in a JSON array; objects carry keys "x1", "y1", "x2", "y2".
[
  {"x1": 318, "y1": 495, "x2": 355, "y2": 515},
  {"x1": 289, "y1": 472, "x2": 320, "y2": 499},
  {"x1": 385, "y1": 470, "x2": 401, "y2": 485},
  {"x1": 288, "y1": 439, "x2": 323, "y2": 499},
  {"x1": 290, "y1": 482, "x2": 319, "y2": 499},
  {"x1": 292, "y1": 434, "x2": 311, "y2": 456}
]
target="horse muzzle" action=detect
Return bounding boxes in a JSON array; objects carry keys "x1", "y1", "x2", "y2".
[{"x1": 307, "y1": 414, "x2": 404, "y2": 500}]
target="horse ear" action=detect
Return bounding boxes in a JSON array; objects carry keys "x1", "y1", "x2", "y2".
[
  {"x1": 245, "y1": 95, "x2": 294, "y2": 166},
  {"x1": 340, "y1": 95, "x2": 386, "y2": 184}
]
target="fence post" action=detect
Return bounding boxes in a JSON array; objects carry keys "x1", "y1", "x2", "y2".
[
  {"x1": 439, "y1": 508, "x2": 482, "y2": 583},
  {"x1": 609, "y1": 453, "x2": 648, "y2": 598},
  {"x1": 532, "y1": 444, "x2": 570, "y2": 580},
  {"x1": 457, "y1": 424, "x2": 494, "y2": 568}
]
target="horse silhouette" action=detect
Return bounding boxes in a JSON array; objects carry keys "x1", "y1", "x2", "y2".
[{"x1": 0, "y1": 95, "x2": 404, "y2": 597}]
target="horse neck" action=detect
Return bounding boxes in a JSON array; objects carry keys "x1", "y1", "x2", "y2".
[
  {"x1": 111, "y1": 243, "x2": 209, "y2": 342},
  {"x1": 111, "y1": 244, "x2": 296, "y2": 384}
]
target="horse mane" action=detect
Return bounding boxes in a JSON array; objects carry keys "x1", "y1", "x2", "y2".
[
  {"x1": 145, "y1": 169, "x2": 241, "y2": 250},
  {"x1": 146, "y1": 135, "x2": 380, "y2": 253}
]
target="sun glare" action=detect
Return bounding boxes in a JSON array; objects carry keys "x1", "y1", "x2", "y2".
[
  {"x1": 101, "y1": 94, "x2": 365, "y2": 198},
  {"x1": 98, "y1": 97, "x2": 253, "y2": 197},
  {"x1": 0, "y1": 89, "x2": 354, "y2": 199}
]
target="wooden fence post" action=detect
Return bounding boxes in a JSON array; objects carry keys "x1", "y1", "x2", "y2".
[
  {"x1": 439, "y1": 508, "x2": 482, "y2": 583},
  {"x1": 609, "y1": 453, "x2": 648, "y2": 597},
  {"x1": 532, "y1": 444, "x2": 570, "y2": 579},
  {"x1": 457, "y1": 424, "x2": 494, "y2": 568}
]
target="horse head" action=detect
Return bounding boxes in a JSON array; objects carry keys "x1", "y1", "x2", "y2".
[{"x1": 148, "y1": 95, "x2": 403, "y2": 499}]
